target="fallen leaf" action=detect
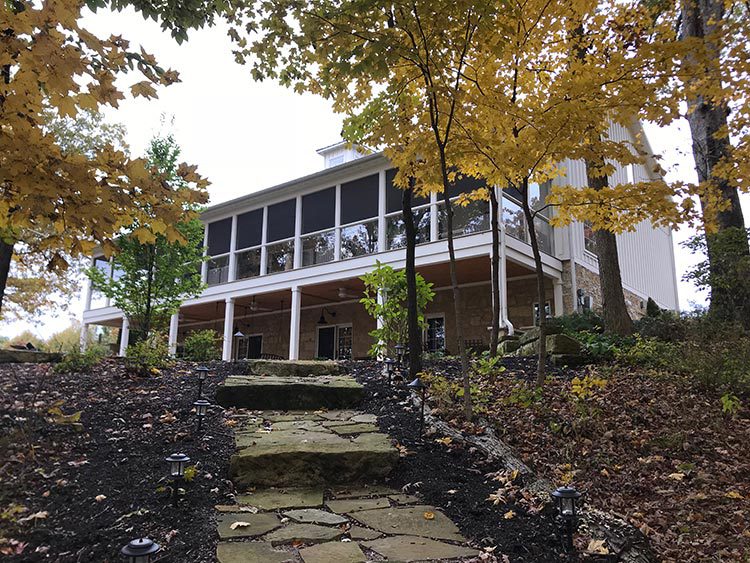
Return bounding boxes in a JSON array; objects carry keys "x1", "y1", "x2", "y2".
[
  {"x1": 586, "y1": 539, "x2": 610, "y2": 555},
  {"x1": 503, "y1": 510, "x2": 516, "y2": 520},
  {"x1": 18, "y1": 511, "x2": 48, "y2": 524},
  {"x1": 434, "y1": 437, "x2": 452, "y2": 446},
  {"x1": 423, "y1": 511, "x2": 435, "y2": 520},
  {"x1": 95, "y1": 494, "x2": 107, "y2": 502},
  {"x1": 725, "y1": 491, "x2": 744, "y2": 499},
  {"x1": 229, "y1": 521, "x2": 252, "y2": 530},
  {"x1": 668, "y1": 472, "x2": 685, "y2": 481}
]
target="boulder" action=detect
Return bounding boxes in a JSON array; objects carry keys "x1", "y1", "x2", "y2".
[
  {"x1": 546, "y1": 334, "x2": 583, "y2": 355},
  {"x1": 0, "y1": 350, "x2": 63, "y2": 364},
  {"x1": 498, "y1": 339, "x2": 520, "y2": 355}
]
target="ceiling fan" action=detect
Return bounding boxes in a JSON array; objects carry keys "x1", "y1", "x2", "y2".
[
  {"x1": 337, "y1": 287, "x2": 359, "y2": 300},
  {"x1": 248, "y1": 297, "x2": 272, "y2": 312}
]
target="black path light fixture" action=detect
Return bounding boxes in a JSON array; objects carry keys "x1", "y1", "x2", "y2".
[
  {"x1": 193, "y1": 399, "x2": 210, "y2": 432},
  {"x1": 394, "y1": 344, "x2": 405, "y2": 367},
  {"x1": 165, "y1": 452, "x2": 191, "y2": 500},
  {"x1": 407, "y1": 377, "x2": 427, "y2": 438},
  {"x1": 551, "y1": 485, "x2": 583, "y2": 552},
  {"x1": 195, "y1": 366, "x2": 209, "y2": 398},
  {"x1": 120, "y1": 537, "x2": 160, "y2": 562},
  {"x1": 384, "y1": 358, "x2": 396, "y2": 384}
]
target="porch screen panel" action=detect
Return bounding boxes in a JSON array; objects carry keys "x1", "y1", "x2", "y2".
[
  {"x1": 385, "y1": 168, "x2": 429, "y2": 213},
  {"x1": 444, "y1": 174, "x2": 486, "y2": 199},
  {"x1": 302, "y1": 187, "x2": 335, "y2": 234},
  {"x1": 236, "y1": 209, "x2": 263, "y2": 250},
  {"x1": 341, "y1": 174, "x2": 378, "y2": 224},
  {"x1": 266, "y1": 199, "x2": 296, "y2": 242},
  {"x1": 207, "y1": 217, "x2": 232, "y2": 255}
]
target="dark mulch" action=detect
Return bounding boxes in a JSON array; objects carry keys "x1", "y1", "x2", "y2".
[
  {"x1": 0, "y1": 359, "x2": 234, "y2": 562},
  {"x1": 344, "y1": 359, "x2": 568, "y2": 563}
]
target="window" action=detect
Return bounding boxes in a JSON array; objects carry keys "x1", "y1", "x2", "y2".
[
  {"x1": 236, "y1": 247, "x2": 261, "y2": 280},
  {"x1": 302, "y1": 230, "x2": 335, "y2": 266},
  {"x1": 341, "y1": 220, "x2": 378, "y2": 259},
  {"x1": 236, "y1": 209, "x2": 262, "y2": 250},
  {"x1": 266, "y1": 199, "x2": 296, "y2": 243},
  {"x1": 583, "y1": 221, "x2": 597, "y2": 255},
  {"x1": 237, "y1": 335, "x2": 262, "y2": 360},
  {"x1": 385, "y1": 168, "x2": 429, "y2": 213},
  {"x1": 438, "y1": 198, "x2": 490, "y2": 239},
  {"x1": 533, "y1": 301, "x2": 552, "y2": 326},
  {"x1": 424, "y1": 316, "x2": 446, "y2": 352},
  {"x1": 302, "y1": 188, "x2": 335, "y2": 234},
  {"x1": 341, "y1": 174, "x2": 378, "y2": 224},
  {"x1": 502, "y1": 197, "x2": 527, "y2": 242},
  {"x1": 207, "y1": 255, "x2": 229, "y2": 285},
  {"x1": 386, "y1": 207, "x2": 431, "y2": 250},
  {"x1": 502, "y1": 181, "x2": 555, "y2": 255},
  {"x1": 207, "y1": 218, "x2": 231, "y2": 256},
  {"x1": 266, "y1": 240, "x2": 295, "y2": 273}
]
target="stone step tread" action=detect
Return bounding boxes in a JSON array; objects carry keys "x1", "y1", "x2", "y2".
[
  {"x1": 215, "y1": 490, "x2": 479, "y2": 562},
  {"x1": 230, "y1": 410, "x2": 398, "y2": 487},
  {"x1": 215, "y1": 376, "x2": 364, "y2": 410},
  {"x1": 240, "y1": 359, "x2": 342, "y2": 378}
]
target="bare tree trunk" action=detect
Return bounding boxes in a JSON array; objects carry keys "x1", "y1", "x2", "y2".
[
  {"x1": 680, "y1": 0, "x2": 750, "y2": 323},
  {"x1": 520, "y1": 179, "x2": 547, "y2": 387},
  {"x1": 438, "y1": 173, "x2": 472, "y2": 420},
  {"x1": 0, "y1": 240, "x2": 14, "y2": 315},
  {"x1": 585, "y1": 162, "x2": 634, "y2": 335},
  {"x1": 403, "y1": 182, "x2": 422, "y2": 378},
  {"x1": 489, "y1": 188, "x2": 501, "y2": 358}
]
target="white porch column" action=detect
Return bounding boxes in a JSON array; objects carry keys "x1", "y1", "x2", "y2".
[
  {"x1": 83, "y1": 257, "x2": 94, "y2": 311},
  {"x1": 201, "y1": 223, "x2": 209, "y2": 282},
  {"x1": 228, "y1": 214, "x2": 238, "y2": 282},
  {"x1": 293, "y1": 194, "x2": 303, "y2": 268},
  {"x1": 553, "y1": 278, "x2": 564, "y2": 316},
  {"x1": 79, "y1": 323, "x2": 89, "y2": 352},
  {"x1": 334, "y1": 184, "x2": 342, "y2": 261},
  {"x1": 168, "y1": 313, "x2": 179, "y2": 356},
  {"x1": 289, "y1": 286, "x2": 302, "y2": 360},
  {"x1": 430, "y1": 192, "x2": 439, "y2": 242},
  {"x1": 498, "y1": 190, "x2": 509, "y2": 326},
  {"x1": 118, "y1": 317, "x2": 130, "y2": 356},
  {"x1": 222, "y1": 297, "x2": 235, "y2": 362},
  {"x1": 376, "y1": 289, "x2": 386, "y2": 360},
  {"x1": 377, "y1": 170, "x2": 387, "y2": 253}
]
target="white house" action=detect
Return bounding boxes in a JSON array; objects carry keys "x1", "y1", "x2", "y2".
[{"x1": 81, "y1": 126, "x2": 679, "y2": 360}]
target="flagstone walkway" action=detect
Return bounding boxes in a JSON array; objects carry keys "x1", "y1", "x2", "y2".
[{"x1": 214, "y1": 362, "x2": 480, "y2": 562}]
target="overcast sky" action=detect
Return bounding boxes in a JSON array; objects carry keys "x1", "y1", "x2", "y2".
[{"x1": 1, "y1": 7, "x2": 748, "y2": 339}]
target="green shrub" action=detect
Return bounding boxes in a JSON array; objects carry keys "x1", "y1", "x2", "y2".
[
  {"x1": 575, "y1": 331, "x2": 632, "y2": 360},
  {"x1": 615, "y1": 336, "x2": 677, "y2": 370},
  {"x1": 678, "y1": 339, "x2": 750, "y2": 393},
  {"x1": 182, "y1": 329, "x2": 221, "y2": 361},
  {"x1": 634, "y1": 311, "x2": 688, "y2": 342},
  {"x1": 550, "y1": 311, "x2": 605, "y2": 335},
  {"x1": 54, "y1": 348, "x2": 104, "y2": 374},
  {"x1": 126, "y1": 332, "x2": 172, "y2": 376}
]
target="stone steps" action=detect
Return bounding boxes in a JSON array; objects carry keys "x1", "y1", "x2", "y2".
[
  {"x1": 229, "y1": 411, "x2": 398, "y2": 488},
  {"x1": 215, "y1": 375, "x2": 364, "y2": 410}
]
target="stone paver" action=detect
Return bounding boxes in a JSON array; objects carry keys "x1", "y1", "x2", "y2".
[
  {"x1": 329, "y1": 422, "x2": 379, "y2": 435},
  {"x1": 235, "y1": 488, "x2": 324, "y2": 510},
  {"x1": 299, "y1": 541, "x2": 366, "y2": 563},
  {"x1": 389, "y1": 494, "x2": 420, "y2": 504},
  {"x1": 348, "y1": 525, "x2": 383, "y2": 540},
  {"x1": 216, "y1": 512, "x2": 281, "y2": 539},
  {"x1": 265, "y1": 523, "x2": 344, "y2": 545},
  {"x1": 216, "y1": 541, "x2": 295, "y2": 563},
  {"x1": 326, "y1": 497, "x2": 391, "y2": 513},
  {"x1": 351, "y1": 505, "x2": 465, "y2": 541},
  {"x1": 283, "y1": 508, "x2": 348, "y2": 525},
  {"x1": 331, "y1": 485, "x2": 400, "y2": 498},
  {"x1": 365, "y1": 535, "x2": 480, "y2": 561}
]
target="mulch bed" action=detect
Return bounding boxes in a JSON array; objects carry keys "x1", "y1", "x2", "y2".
[
  {"x1": 0, "y1": 359, "x2": 234, "y2": 562},
  {"x1": 345, "y1": 359, "x2": 568, "y2": 563},
  {"x1": 350, "y1": 357, "x2": 749, "y2": 563}
]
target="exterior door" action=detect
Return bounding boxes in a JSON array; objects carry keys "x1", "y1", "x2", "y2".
[
  {"x1": 247, "y1": 335, "x2": 262, "y2": 359},
  {"x1": 317, "y1": 326, "x2": 336, "y2": 359}
]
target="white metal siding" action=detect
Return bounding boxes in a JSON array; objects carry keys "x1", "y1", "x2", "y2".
[{"x1": 554, "y1": 122, "x2": 679, "y2": 310}]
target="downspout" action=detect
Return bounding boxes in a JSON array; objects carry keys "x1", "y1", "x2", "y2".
[{"x1": 569, "y1": 224, "x2": 578, "y2": 313}]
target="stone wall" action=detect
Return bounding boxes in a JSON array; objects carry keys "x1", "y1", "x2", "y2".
[{"x1": 567, "y1": 262, "x2": 646, "y2": 320}]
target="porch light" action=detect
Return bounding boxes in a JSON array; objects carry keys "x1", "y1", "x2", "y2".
[
  {"x1": 407, "y1": 377, "x2": 427, "y2": 438},
  {"x1": 194, "y1": 399, "x2": 210, "y2": 432},
  {"x1": 120, "y1": 537, "x2": 160, "y2": 562},
  {"x1": 317, "y1": 312, "x2": 327, "y2": 325},
  {"x1": 550, "y1": 485, "x2": 583, "y2": 551},
  {"x1": 196, "y1": 366, "x2": 209, "y2": 398},
  {"x1": 234, "y1": 329, "x2": 245, "y2": 338},
  {"x1": 165, "y1": 453, "x2": 190, "y2": 478}
]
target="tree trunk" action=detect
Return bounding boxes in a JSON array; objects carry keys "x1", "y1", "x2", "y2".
[
  {"x1": 520, "y1": 179, "x2": 547, "y2": 387},
  {"x1": 680, "y1": 0, "x2": 750, "y2": 322},
  {"x1": 438, "y1": 171, "x2": 472, "y2": 421},
  {"x1": 0, "y1": 240, "x2": 14, "y2": 316},
  {"x1": 403, "y1": 182, "x2": 422, "y2": 378},
  {"x1": 585, "y1": 161, "x2": 634, "y2": 336},
  {"x1": 489, "y1": 188, "x2": 501, "y2": 358}
]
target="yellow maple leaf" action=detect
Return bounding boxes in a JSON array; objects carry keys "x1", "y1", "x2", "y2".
[{"x1": 423, "y1": 511, "x2": 435, "y2": 520}]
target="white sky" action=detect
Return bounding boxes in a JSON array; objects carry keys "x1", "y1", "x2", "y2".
[{"x1": 1, "y1": 7, "x2": 748, "y2": 339}]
